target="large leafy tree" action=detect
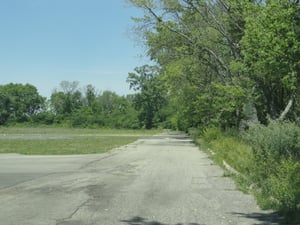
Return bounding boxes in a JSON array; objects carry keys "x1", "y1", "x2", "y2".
[
  {"x1": 129, "y1": 0, "x2": 300, "y2": 129},
  {"x1": 0, "y1": 83, "x2": 45, "y2": 124},
  {"x1": 241, "y1": 0, "x2": 300, "y2": 121},
  {"x1": 127, "y1": 65, "x2": 167, "y2": 129},
  {"x1": 129, "y1": 0, "x2": 251, "y2": 129}
]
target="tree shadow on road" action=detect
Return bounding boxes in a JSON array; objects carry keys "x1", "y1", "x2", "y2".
[
  {"x1": 231, "y1": 212, "x2": 282, "y2": 225},
  {"x1": 120, "y1": 216, "x2": 203, "y2": 225}
]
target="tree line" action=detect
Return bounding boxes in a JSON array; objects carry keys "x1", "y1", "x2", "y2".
[{"x1": 0, "y1": 79, "x2": 171, "y2": 129}]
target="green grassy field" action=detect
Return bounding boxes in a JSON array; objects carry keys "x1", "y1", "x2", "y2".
[
  {"x1": 0, "y1": 127, "x2": 160, "y2": 135},
  {"x1": 0, "y1": 127, "x2": 161, "y2": 155}
]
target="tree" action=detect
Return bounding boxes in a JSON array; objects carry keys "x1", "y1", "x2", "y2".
[
  {"x1": 241, "y1": 0, "x2": 300, "y2": 121},
  {"x1": 84, "y1": 84, "x2": 97, "y2": 109},
  {"x1": 0, "y1": 83, "x2": 45, "y2": 124},
  {"x1": 98, "y1": 90, "x2": 120, "y2": 115},
  {"x1": 127, "y1": 65, "x2": 167, "y2": 129},
  {"x1": 50, "y1": 81, "x2": 83, "y2": 117},
  {"x1": 0, "y1": 89, "x2": 10, "y2": 125},
  {"x1": 129, "y1": 0, "x2": 300, "y2": 129},
  {"x1": 129, "y1": 0, "x2": 251, "y2": 129}
]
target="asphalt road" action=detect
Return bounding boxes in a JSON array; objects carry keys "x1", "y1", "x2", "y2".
[{"x1": 0, "y1": 134, "x2": 279, "y2": 225}]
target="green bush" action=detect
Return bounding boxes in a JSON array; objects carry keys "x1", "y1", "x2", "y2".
[
  {"x1": 202, "y1": 127, "x2": 223, "y2": 142},
  {"x1": 243, "y1": 121, "x2": 300, "y2": 223},
  {"x1": 255, "y1": 158, "x2": 300, "y2": 224},
  {"x1": 244, "y1": 121, "x2": 300, "y2": 161},
  {"x1": 199, "y1": 123, "x2": 300, "y2": 223},
  {"x1": 267, "y1": 159, "x2": 300, "y2": 209}
]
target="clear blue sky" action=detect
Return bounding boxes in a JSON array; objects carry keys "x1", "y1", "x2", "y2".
[{"x1": 0, "y1": 0, "x2": 149, "y2": 98}]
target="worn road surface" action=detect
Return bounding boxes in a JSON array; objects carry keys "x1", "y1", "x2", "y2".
[{"x1": 0, "y1": 134, "x2": 278, "y2": 225}]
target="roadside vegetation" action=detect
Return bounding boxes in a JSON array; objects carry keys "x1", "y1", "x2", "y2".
[{"x1": 193, "y1": 121, "x2": 300, "y2": 224}]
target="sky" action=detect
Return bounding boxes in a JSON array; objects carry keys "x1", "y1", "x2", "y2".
[{"x1": 0, "y1": 0, "x2": 150, "y2": 98}]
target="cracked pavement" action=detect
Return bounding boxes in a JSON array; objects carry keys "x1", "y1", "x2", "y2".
[{"x1": 0, "y1": 134, "x2": 279, "y2": 225}]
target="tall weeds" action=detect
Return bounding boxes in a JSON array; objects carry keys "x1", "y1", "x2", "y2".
[
  {"x1": 244, "y1": 121, "x2": 300, "y2": 224},
  {"x1": 197, "y1": 121, "x2": 300, "y2": 224}
]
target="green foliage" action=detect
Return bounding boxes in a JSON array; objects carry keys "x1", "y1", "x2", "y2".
[
  {"x1": 127, "y1": 65, "x2": 169, "y2": 129},
  {"x1": 267, "y1": 159, "x2": 300, "y2": 211},
  {"x1": 201, "y1": 127, "x2": 224, "y2": 143},
  {"x1": 244, "y1": 121, "x2": 300, "y2": 164},
  {"x1": 129, "y1": 0, "x2": 255, "y2": 130},
  {"x1": 47, "y1": 82, "x2": 142, "y2": 129},
  {"x1": 197, "y1": 122, "x2": 300, "y2": 223},
  {"x1": 253, "y1": 158, "x2": 300, "y2": 224},
  {"x1": 31, "y1": 111, "x2": 55, "y2": 125},
  {"x1": 200, "y1": 127, "x2": 252, "y2": 175},
  {"x1": 241, "y1": 0, "x2": 300, "y2": 120},
  {"x1": 243, "y1": 121, "x2": 300, "y2": 223},
  {"x1": 0, "y1": 91, "x2": 10, "y2": 125},
  {"x1": 0, "y1": 83, "x2": 45, "y2": 125},
  {"x1": 50, "y1": 81, "x2": 83, "y2": 116},
  {"x1": 130, "y1": 0, "x2": 300, "y2": 129},
  {"x1": 0, "y1": 81, "x2": 145, "y2": 129},
  {"x1": 209, "y1": 83, "x2": 247, "y2": 129}
]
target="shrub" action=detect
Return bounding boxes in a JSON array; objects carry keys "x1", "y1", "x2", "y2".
[
  {"x1": 243, "y1": 120, "x2": 300, "y2": 223},
  {"x1": 202, "y1": 127, "x2": 223, "y2": 142},
  {"x1": 267, "y1": 159, "x2": 300, "y2": 210},
  {"x1": 245, "y1": 121, "x2": 300, "y2": 159}
]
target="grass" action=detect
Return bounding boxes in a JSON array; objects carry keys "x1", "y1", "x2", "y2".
[
  {"x1": 196, "y1": 128, "x2": 253, "y2": 175},
  {"x1": 194, "y1": 127, "x2": 253, "y2": 193},
  {"x1": 0, "y1": 126, "x2": 161, "y2": 135},
  {"x1": 0, "y1": 136, "x2": 138, "y2": 155},
  {"x1": 0, "y1": 127, "x2": 161, "y2": 155}
]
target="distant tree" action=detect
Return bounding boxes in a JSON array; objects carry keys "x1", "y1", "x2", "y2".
[
  {"x1": 0, "y1": 83, "x2": 45, "y2": 124},
  {"x1": 50, "y1": 81, "x2": 83, "y2": 117},
  {"x1": 98, "y1": 90, "x2": 120, "y2": 115},
  {"x1": 127, "y1": 65, "x2": 167, "y2": 129},
  {"x1": 110, "y1": 94, "x2": 140, "y2": 129},
  {"x1": 0, "y1": 89, "x2": 10, "y2": 125},
  {"x1": 84, "y1": 84, "x2": 97, "y2": 109}
]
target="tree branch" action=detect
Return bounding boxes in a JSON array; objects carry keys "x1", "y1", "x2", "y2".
[{"x1": 279, "y1": 97, "x2": 294, "y2": 120}]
